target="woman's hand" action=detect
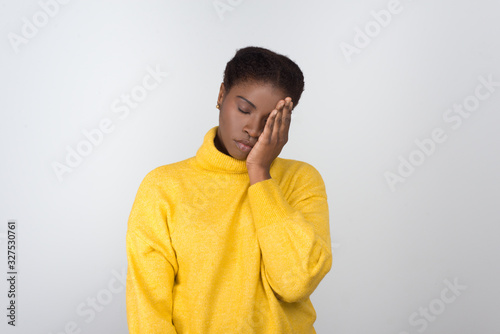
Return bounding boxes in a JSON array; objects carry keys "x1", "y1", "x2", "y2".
[{"x1": 246, "y1": 97, "x2": 293, "y2": 180}]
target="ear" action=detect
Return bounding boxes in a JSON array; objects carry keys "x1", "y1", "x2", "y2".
[{"x1": 217, "y1": 83, "x2": 225, "y2": 105}]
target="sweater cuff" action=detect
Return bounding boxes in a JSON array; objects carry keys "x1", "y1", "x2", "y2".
[{"x1": 247, "y1": 178, "x2": 296, "y2": 230}]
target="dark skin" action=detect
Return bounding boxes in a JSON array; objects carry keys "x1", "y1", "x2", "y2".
[{"x1": 215, "y1": 80, "x2": 294, "y2": 186}]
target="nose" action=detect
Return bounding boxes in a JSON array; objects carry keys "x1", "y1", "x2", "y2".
[{"x1": 244, "y1": 115, "x2": 265, "y2": 139}]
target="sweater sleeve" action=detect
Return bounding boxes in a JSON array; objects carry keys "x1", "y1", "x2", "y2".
[
  {"x1": 126, "y1": 170, "x2": 179, "y2": 333},
  {"x1": 247, "y1": 163, "x2": 332, "y2": 303}
]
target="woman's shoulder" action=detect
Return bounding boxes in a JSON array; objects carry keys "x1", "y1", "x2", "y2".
[
  {"x1": 139, "y1": 158, "x2": 194, "y2": 186},
  {"x1": 273, "y1": 157, "x2": 325, "y2": 182}
]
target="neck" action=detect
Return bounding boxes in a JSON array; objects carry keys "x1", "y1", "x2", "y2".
[{"x1": 214, "y1": 132, "x2": 229, "y2": 156}]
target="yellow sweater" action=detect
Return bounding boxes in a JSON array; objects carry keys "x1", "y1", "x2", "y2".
[{"x1": 126, "y1": 125, "x2": 332, "y2": 333}]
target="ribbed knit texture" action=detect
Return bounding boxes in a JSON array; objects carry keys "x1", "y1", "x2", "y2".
[{"x1": 126, "y1": 125, "x2": 332, "y2": 333}]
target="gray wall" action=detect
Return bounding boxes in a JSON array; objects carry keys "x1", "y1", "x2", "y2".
[{"x1": 1, "y1": 0, "x2": 499, "y2": 333}]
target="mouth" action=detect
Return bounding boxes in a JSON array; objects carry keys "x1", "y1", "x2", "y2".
[{"x1": 235, "y1": 140, "x2": 253, "y2": 152}]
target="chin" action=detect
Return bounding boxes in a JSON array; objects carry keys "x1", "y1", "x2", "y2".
[{"x1": 233, "y1": 151, "x2": 247, "y2": 161}]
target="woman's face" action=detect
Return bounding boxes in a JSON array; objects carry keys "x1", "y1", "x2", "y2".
[{"x1": 215, "y1": 80, "x2": 288, "y2": 160}]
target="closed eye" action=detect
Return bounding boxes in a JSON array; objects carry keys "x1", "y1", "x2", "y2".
[{"x1": 239, "y1": 108, "x2": 269, "y2": 123}]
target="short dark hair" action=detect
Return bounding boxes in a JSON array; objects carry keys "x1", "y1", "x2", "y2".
[{"x1": 222, "y1": 46, "x2": 305, "y2": 108}]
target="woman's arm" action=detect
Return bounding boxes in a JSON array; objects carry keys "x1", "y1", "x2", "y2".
[
  {"x1": 245, "y1": 97, "x2": 332, "y2": 303},
  {"x1": 247, "y1": 162, "x2": 332, "y2": 304},
  {"x1": 126, "y1": 170, "x2": 178, "y2": 333}
]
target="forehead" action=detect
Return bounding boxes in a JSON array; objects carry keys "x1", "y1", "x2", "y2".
[{"x1": 227, "y1": 81, "x2": 286, "y2": 110}]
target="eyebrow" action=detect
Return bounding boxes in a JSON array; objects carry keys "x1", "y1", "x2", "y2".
[{"x1": 236, "y1": 96, "x2": 256, "y2": 109}]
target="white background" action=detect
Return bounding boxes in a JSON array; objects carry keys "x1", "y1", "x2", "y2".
[{"x1": 1, "y1": 0, "x2": 499, "y2": 333}]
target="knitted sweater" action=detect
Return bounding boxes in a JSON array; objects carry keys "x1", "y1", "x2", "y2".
[{"x1": 126, "y1": 125, "x2": 332, "y2": 333}]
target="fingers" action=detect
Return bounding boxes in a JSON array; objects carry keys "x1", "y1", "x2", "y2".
[
  {"x1": 272, "y1": 97, "x2": 293, "y2": 143},
  {"x1": 282, "y1": 97, "x2": 293, "y2": 125},
  {"x1": 263, "y1": 97, "x2": 293, "y2": 146},
  {"x1": 272, "y1": 100, "x2": 284, "y2": 136}
]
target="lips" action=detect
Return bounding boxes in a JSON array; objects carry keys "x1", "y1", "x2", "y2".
[
  {"x1": 235, "y1": 140, "x2": 253, "y2": 152},
  {"x1": 237, "y1": 140, "x2": 254, "y2": 148}
]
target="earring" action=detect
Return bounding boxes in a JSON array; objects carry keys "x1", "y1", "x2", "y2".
[{"x1": 216, "y1": 104, "x2": 220, "y2": 109}]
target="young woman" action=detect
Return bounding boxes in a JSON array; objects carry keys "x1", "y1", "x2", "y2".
[{"x1": 126, "y1": 46, "x2": 332, "y2": 333}]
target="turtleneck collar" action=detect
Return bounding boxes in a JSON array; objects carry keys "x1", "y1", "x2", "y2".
[{"x1": 194, "y1": 126, "x2": 248, "y2": 173}]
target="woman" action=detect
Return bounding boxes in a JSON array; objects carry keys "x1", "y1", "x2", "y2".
[{"x1": 126, "y1": 46, "x2": 332, "y2": 333}]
